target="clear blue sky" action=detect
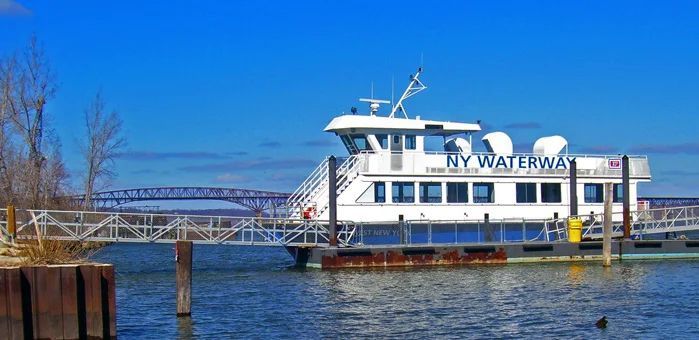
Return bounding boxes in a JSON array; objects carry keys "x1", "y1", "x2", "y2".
[{"x1": 1, "y1": 0, "x2": 698, "y2": 207}]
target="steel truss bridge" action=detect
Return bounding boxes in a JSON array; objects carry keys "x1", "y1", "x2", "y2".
[
  {"x1": 2, "y1": 205, "x2": 699, "y2": 247},
  {"x1": 640, "y1": 197, "x2": 699, "y2": 208},
  {"x1": 72, "y1": 187, "x2": 291, "y2": 213}
]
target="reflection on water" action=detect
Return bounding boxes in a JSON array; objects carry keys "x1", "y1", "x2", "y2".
[{"x1": 95, "y1": 243, "x2": 699, "y2": 339}]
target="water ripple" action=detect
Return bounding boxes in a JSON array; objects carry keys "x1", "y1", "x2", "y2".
[{"x1": 94, "y1": 243, "x2": 699, "y2": 339}]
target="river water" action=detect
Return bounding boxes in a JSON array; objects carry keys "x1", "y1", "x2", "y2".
[{"x1": 94, "y1": 243, "x2": 699, "y2": 339}]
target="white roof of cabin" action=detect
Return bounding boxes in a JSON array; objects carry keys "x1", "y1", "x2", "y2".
[{"x1": 324, "y1": 115, "x2": 481, "y2": 135}]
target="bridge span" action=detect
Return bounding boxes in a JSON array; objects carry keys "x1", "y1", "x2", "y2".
[{"x1": 72, "y1": 187, "x2": 291, "y2": 213}]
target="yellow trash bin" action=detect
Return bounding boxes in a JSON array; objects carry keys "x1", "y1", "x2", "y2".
[{"x1": 568, "y1": 218, "x2": 582, "y2": 243}]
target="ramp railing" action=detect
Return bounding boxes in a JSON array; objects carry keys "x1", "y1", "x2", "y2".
[
  {"x1": 546, "y1": 205, "x2": 699, "y2": 241},
  {"x1": 0, "y1": 209, "x2": 357, "y2": 247}
]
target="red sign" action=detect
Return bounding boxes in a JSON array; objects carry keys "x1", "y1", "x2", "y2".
[{"x1": 608, "y1": 158, "x2": 621, "y2": 169}]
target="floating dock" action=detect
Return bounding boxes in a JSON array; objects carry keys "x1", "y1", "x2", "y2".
[{"x1": 293, "y1": 239, "x2": 699, "y2": 269}]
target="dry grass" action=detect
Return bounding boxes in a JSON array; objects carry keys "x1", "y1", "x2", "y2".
[{"x1": 18, "y1": 239, "x2": 102, "y2": 265}]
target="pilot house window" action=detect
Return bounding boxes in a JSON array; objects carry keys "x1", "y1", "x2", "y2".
[
  {"x1": 405, "y1": 135, "x2": 416, "y2": 150},
  {"x1": 376, "y1": 134, "x2": 388, "y2": 149}
]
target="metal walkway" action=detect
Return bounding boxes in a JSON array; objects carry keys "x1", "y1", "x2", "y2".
[
  {"x1": 2, "y1": 205, "x2": 699, "y2": 248},
  {"x1": 0, "y1": 209, "x2": 355, "y2": 247}
]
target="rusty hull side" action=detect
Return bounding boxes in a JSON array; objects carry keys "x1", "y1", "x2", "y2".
[{"x1": 315, "y1": 246, "x2": 507, "y2": 269}]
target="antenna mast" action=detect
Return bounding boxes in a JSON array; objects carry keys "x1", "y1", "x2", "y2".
[{"x1": 389, "y1": 67, "x2": 427, "y2": 118}]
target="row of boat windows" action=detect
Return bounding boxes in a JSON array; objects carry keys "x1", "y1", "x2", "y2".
[
  {"x1": 341, "y1": 134, "x2": 417, "y2": 153},
  {"x1": 371, "y1": 182, "x2": 624, "y2": 204}
]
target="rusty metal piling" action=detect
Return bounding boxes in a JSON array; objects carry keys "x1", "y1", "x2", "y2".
[
  {"x1": 569, "y1": 159, "x2": 578, "y2": 216},
  {"x1": 622, "y1": 155, "x2": 631, "y2": 239},
  {"x1": 328, "y1": 156, "x2": 338, "y2": 247}
]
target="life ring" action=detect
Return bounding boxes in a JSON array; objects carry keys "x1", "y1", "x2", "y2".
[{"x1": 303, "y1": 206, "x2": 316, "y2": 219}]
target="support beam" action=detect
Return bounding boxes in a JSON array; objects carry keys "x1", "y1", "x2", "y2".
[
  {"x1": 176, "y1": 241, "x2": 193, "y2": 317},
  {"x1": 569, "y1": 160, "x2": 578, "y2": 216},
  {"x1": 622, "y1": 155, "x2": 631, "y2": 239},
  {"x1": 328, "y1": 156, "x2": 338, "y2": 247}
]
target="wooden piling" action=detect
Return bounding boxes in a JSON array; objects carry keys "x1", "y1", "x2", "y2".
[
  {"x1": 6, "y1": 205, "x2": 16, "y2": 240},
  {"x1": 603, "y1": 183, "x2": 613, "y2": 267},
  {"x1": 176, "y1": 240, "x2": 193, "y2": 317}
]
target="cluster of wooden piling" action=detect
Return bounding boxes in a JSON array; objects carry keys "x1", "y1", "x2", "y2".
[{"x1": 0, "y1": 264, "x2": 116, "y2": 339}]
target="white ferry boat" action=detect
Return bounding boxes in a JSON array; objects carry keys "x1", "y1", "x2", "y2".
[{"x1": 287, "y1": 68, "x2": 651, "y2": 223}]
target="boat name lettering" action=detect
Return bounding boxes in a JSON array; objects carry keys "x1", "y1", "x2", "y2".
[{"x1": 446, "y1": 155, "x2": 576, "y2": 169}]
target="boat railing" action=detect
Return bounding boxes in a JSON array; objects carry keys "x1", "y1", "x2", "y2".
[
  {"x1": 546, "y1": 205, "x2": 699, "y2": 241},
  {"x1": 358, "y1": 149, "x2": 648, "y2": 160}
]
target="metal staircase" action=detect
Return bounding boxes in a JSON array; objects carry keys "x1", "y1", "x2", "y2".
[{"x1": 286, "y1": 155, "x2": 363, "y2": 219}]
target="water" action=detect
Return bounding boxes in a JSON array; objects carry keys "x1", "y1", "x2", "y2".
[{"x1": 94, "y1": 243, "x2": 699, "y2": 339}]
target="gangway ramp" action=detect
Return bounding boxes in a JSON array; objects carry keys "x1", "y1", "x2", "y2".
[{"x1": 0, "y1": 209, "x2": 356, "y2": 247}]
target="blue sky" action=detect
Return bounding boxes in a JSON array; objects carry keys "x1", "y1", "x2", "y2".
[{"x1": 1, "y1": 0, "x2": 698, "y2": 208}]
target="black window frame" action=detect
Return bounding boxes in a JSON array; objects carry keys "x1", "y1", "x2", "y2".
[
  {"x1": 447, "y1": 183, "x2": 468, "y2": 203},
  {"x1": 392, "y1": 182, "x2": 415, "y2": 203},
  {"x1": 376, "y1": 134, "x2": 388, "y2": 149},
  {"x1": 516, "y1": 183, "x2": 537, "y2": 203},
  {"x1": 374, "y1": 182, "x2": 386, "y2": 203},
  {"x1": 584, "y1": 184, "x2": 604, "y2": 203},
  {"x1": 541, "y1": 183, "x2": 562, "y2": 203},
  {"x1": 405, "y1": 135, "x2": 417, "y2": 150},
  {"x1": 613, "y1": 184, "x2": 623, "y2": 203},
  {"x1": 419, "y1": 182, "x2": 442, "y2": 203},
  {"x1": 473, "y1": 183, "x2": 494, "y2": 203}
]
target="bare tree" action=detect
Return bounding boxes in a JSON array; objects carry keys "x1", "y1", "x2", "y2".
[
  {"x1": 6, "y1": 35, "x2": 56, "y2": 208},
  {"x1": 82, "y1": 91, "x2": 125, "y2": 209}
]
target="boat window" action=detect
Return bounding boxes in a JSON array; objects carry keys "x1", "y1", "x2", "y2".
[
  {"x1": 375, "y1": 182, "x2": 386, "y2": 203},
  {"x1": 340, "y1": 135, "x2": 359, "y2": 154},
  {"x1": 541, "y1": 183, "x2": 562, "y2": 203},
  {"x1": 584, "y1": 184, "x2": 604, "y2": 203},
  {"x1": 392, "y1": 182, "x2": 415, "y2": 203},
  {"x1": 447, "y1": 183, "x2": 468, "y2": 203},
  {"x1": 419, "y1": 183, "x2": 442, "y2": 203},
  {"x1": 350, "y1": 134, "x2": 372, "y2": 151},
  {"x1": 393, "y1": 135, "x2": 400, "y2": 144},
  {"x1": 473, "y1": 183, "x2": 494, "y2": 203},
  {"x1": 613, "y1": 184, "x2": 623, "y2": 203},
  {"x1": 516, "y1": 183, "x2": 537, "y2": 203},
  {"x1": 405, "y1": 135, "x2": 417, "y2": 150},
  {"x1": 376, "y1": 134, "x2": 388, "y2": 149}
]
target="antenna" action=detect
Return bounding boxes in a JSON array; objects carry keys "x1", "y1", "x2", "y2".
[
  {"x1": 371, "y1": 81, "x2": 374, "y2": 99},
  {"x1": 391, "y1": 75, "x2": 395, "y2": 106},
  {"x1": 389, "y1": 67, "x2": 427, "y2": 118}
]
